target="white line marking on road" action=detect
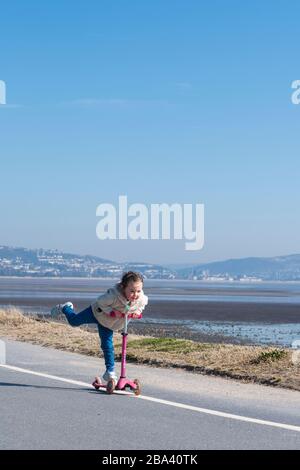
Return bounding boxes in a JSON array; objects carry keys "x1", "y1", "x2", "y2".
[
  {"x1": 1, "y1": 364, "x2": 300, "y2": 433},
  {"x1": 137, "y1": 395, "x2": 300, "y2": 433},
  {"x1": 0, "y1": 364, "x2": 132, "y2": 395}
]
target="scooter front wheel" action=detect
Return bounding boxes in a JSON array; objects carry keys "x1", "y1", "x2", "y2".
[
  {"x1": 106, "y1": 378, "x2": 116, "y2": 394},
  {"x1": 133, "y1": 379, "x2": 141, "y2": 396}
]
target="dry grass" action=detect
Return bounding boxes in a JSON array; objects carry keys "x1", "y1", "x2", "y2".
[{"x1": 1, "y1": 307, "x2": 300, "y2": 391}]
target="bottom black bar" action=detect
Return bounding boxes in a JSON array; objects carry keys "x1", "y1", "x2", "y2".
[{"x1": 0, "y1": 450, "x2": 299, "y2": 466}]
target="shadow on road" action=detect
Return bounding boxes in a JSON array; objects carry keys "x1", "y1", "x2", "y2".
[{"x1": 0, "y1": 381, "x2": 103, "y2": 393}]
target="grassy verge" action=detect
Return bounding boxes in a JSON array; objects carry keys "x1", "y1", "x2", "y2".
[{"x1": 1, "y1": 307, "x2": 299, "y2": 391}]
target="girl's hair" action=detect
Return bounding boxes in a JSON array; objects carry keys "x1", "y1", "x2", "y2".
[{"x1": 120, "y1": 271, "x2": 144, "y2": 288}]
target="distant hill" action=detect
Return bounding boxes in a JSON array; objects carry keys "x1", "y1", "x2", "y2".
[
  {"x1": 0, "y1": 246, "x2": 175, "y2": 279},
  {"x1": 177, "y1": 254, "x2": 300, "y2": 281},
  {"x1": 2, "y1": 245, "x2": 300, "y2": 280}
]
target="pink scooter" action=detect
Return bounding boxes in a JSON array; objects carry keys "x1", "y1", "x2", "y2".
[{"x1": 92, "y1": 313, "x2": 141, "y2": 395}]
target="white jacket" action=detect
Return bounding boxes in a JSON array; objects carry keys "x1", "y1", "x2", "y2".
[{"x1": 91, "y1": 283, "x2": 148, "y2": 331}]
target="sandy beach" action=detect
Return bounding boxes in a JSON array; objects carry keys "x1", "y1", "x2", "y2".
[
  {"x1": 1, "y1": 277, "x2": 300, "y2": 346},
  {"x1": 1, "y1": 296, "x2": 299, "y2": 323},
  {"x1": 1, "y1": 296, "x2": 300, "y2": 346}
]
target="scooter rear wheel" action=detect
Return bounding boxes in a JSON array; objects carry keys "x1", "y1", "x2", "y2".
[
  {"x1": 133, "y1": 379, "x2": 141, "y2": 396},
  {"x1": 106, "y1": 378, "x2": 116, "y2": 394},
  {"x1": 92, "y1": 377, "x2": 102, "y2": 390}
]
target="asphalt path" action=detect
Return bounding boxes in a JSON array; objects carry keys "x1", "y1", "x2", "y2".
[{"x1": 1, "y1": 339, "x2": 300, "y2": 450}]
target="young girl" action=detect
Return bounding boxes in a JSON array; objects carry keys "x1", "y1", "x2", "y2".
[{"x1": 51, "y1": 271, "x2": 148, "y2": 382}]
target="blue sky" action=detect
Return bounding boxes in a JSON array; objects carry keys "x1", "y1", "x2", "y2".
[{"x1": 0, "y1": 0, "x2": 299, "y2": 265}]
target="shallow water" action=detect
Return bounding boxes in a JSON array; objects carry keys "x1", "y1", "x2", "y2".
[
  {"x1": 141, "y1": 318, "x2": 300, "y2": 348},
  {"x1": 1, "y1": 277, "x2": 300, "y2": 303}
]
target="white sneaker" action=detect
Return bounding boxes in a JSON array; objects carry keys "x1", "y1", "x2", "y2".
[
  {"x1": 50, "y1": 302, "x2": 74, "y2": 317},
  {"x1": 102, "y1": 370, "x2": 118, "y2": 382}
]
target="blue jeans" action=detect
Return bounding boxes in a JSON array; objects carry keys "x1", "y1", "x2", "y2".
[{"x1": 62, "y1": 305, "x2": 115, "y2": 372}]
